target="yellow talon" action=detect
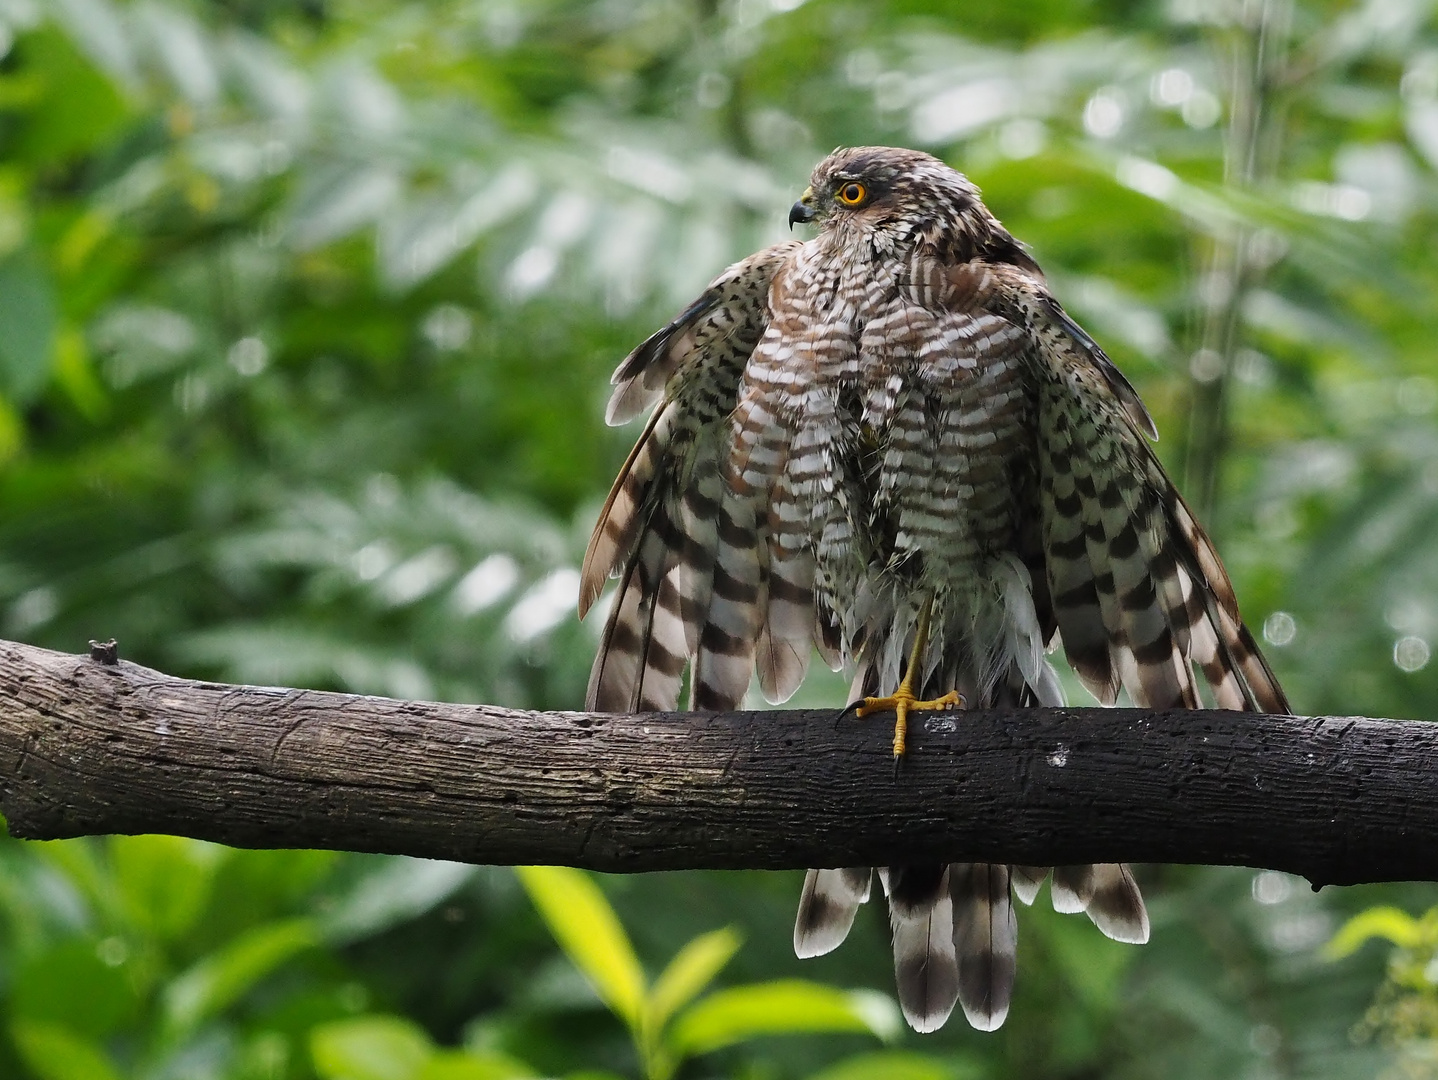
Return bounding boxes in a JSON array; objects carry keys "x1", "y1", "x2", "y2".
[
  {"x1": 855, "y1": 687, "x2": 962, "y2": 757},
  {"x1": 851, "y1": 598, "x2": 964, "y2": 758}
]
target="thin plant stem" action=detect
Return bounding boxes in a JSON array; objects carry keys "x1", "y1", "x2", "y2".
[{"x1": 1182, "y1": 0, "x2": 1293, "y2": 524}]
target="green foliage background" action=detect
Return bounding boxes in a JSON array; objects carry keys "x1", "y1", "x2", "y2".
[{"x1": 1, "y1": 0, "x2": 1437, "y2": 1076}]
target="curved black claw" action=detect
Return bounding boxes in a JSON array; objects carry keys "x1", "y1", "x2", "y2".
[
  {"x1": 891, "y1": 752, "x2": 905, "y2": 781},
  {"x1": 834, "y1": 699, "x2": 864, "y2": 730}
]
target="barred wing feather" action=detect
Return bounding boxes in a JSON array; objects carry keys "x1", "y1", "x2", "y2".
[{"x1": 581, "y1": 243, "x2": 803, "y2": 714}]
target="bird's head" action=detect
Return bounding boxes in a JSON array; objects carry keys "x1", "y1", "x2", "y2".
[{"x1": 789, "y1": 146, "x2": 987, "y2": 252}]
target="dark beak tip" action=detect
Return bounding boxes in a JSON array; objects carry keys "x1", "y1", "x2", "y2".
[{"x1": 788, "y1": 201, "x2": 816, "y2": 229}]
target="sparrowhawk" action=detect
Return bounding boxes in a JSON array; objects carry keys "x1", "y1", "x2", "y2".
[{"x1": 579, "y1": 145, "x2": 1289, "y2": 1032}]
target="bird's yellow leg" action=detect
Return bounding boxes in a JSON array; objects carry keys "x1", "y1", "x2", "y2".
[{"x1": 853, "y1": 598, "x2": 962, "y2": 757}]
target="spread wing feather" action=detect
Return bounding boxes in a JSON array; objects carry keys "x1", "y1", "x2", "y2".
[
  {"x1": 1003, "y1": 270, "x2": 1287, "y2": 947},
  {"x1": 1024, "y1": 286, "x2": 1290, "y2": 716},
  {"x1": 581, "y1": 242, "x2": 803, "y2": 713}
]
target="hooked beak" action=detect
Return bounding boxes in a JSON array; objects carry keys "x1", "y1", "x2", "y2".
[{"x1": 788, "y1": 186, "x2": 816, "y2": 229}]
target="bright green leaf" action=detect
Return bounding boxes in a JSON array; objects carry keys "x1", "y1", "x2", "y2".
[
  {"x1": 11, "y1": 1019, "x2": 124, "y2": 1080},
  {"x1": 668, "y1": 980, "x2": 891, "y2": 1057},
  {"x1": 1325, "y1": 906, "x2": 1423, "y2": 959},
  {"x1": 312, "y1": 1015, "x2": 434, "y2": 1080},
  {"x1": 805, "y1": 1051, "x2": 982, "y2": 1080},
  {"x1": 514, "y1": 866, "x2": 645, "y2": 1029},
  {"x1": 163, "y1": 917, "x2": 318, "y2": 1038},
  {"x1": 646, "y1": 926, "x2": 742, "y2": 1034},
  {"x1": 52, "y1": 325, "x2": 108, "y2": 421}
]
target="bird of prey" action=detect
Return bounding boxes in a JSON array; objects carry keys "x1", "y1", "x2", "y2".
[{"x1": 578, "y1": 146, "x2": 1289, "y2": 1032}]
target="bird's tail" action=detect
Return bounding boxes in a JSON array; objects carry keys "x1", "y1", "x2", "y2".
[
  {"x1": 793, "y1": 605, "x2": 1148, "y2": 1033},
  {"x1": 793, "y1": 858, "x2": 1145, "y2": 1032}
]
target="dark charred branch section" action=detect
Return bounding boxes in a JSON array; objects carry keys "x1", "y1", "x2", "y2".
[{"x1": 0, "y1": 639, "x2": 1429, "y2": 888}]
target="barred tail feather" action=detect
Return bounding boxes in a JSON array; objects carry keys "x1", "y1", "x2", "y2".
[
  {"x1": 1049, "y1": 863, "x2": 1147, "y2": 942},
  {"x1": 794, "y1": 868, "x2": 872, "y2": 958},
  {"x1": 1011, "y1": 866, "x2": 1049, "y2": 907},
  {"x1": 1084, "y1": 863, "x2": 1150, "y2": 944},
  {"x1": 1050, "y1": 864, "x2": 1093, "y2": 914},
  {"x1": 886, "y1": 864, "x2": 961, "y2": 1034},
  {"x1": 952, "y1": 862, "x2": 1018, "y2": 1032}
]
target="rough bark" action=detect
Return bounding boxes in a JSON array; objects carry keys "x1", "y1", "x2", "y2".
[{"x1": 0, "y1": 638, "x2": 1431, "y2": 887}]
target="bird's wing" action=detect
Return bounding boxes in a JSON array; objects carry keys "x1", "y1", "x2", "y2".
[
  {"x1": 580, "y1": 241, "x2": 800, "y2": 712},
  {"x1": 961, "y1": 258, "x2": 1289, "y2": 715}
]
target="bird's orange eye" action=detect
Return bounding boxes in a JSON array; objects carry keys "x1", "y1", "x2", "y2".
[{"x1": 835, "y1": 182, "x2": 867, "y2": 206}]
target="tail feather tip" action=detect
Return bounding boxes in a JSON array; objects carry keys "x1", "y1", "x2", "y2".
[
  {"x1": 903, "y1": 1002, "x2": 959, "y2": 1034},
  {"x1": 959, "y1": 1002, "x2": 1009, "y2": 1032}
]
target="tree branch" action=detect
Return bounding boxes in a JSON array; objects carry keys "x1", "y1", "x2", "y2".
[{"x1": 0, "y1": 638, "x2": 1430, "y2": 888}]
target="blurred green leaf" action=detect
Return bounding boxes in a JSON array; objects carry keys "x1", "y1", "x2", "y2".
[
  {"x1": 312, "y1": 1014, "x2": 434, "y2": 1080},
  {"x1": 806, "y1": 1051, "x2": 980, "y2": 1080},
  {"x1": 321, "y1": 858, "x2": 475, "y2": 944},
  {"x1": 1326, "y1": 905, "x2": 1424, "y2": 959},
  {"x1": 10, "y1": 1019, "x2": 124, "y2": 1080},
  {"x1": 667, "y1": 980, "x2": 895, "y2": 1057},
  {"x1": 109, "y1": 835, "x2": 228, "y2": 941},
  {"x1": 514, "y1": 866, "x2": 646, "y2": 1030},
  {"x1": 645, "y1": 926, "x2": 742, "y2": 1035},
  {"x1": 26, "y1": 840, "x2": 108, "y2": 924},
  {"x1": 163, "y1": 916, "x2": 318, "y2": 1038},
  {"x1": 418, "y1": 1050, "x2": 537, "y2": 1080},
  {"x1": 51, "y1": 325, "x2": 108, "y2": 421},
  {"x1": 1033, "y1": 900, "x2": 1136, "y2": 1009},
  {"x1": 10, "y1": 27, "x2": 131, "y2": 164},
  {"x1": 11, "y1": 939, "x2": 136, "y2": 1038},
  {"x1": 0, "y1": 250, "x2": 56, "y2": 405}
]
